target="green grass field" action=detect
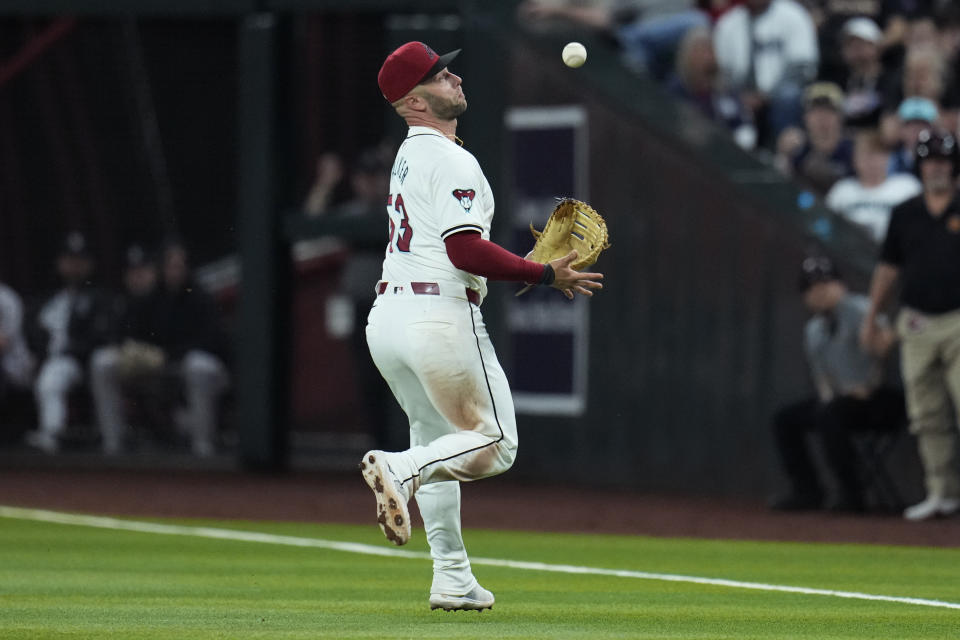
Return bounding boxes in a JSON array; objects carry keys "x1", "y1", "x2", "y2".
[{"x1": 1, "y1": 507, "x2": 958, "y2": 639}]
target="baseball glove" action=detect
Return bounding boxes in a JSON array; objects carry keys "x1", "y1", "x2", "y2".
[
  {"x1": 527, "y1": 198, "x2": 610, "y2": 270},
  {"x1": 116, "y1": 339, "x2": 166, "y2": 378}
]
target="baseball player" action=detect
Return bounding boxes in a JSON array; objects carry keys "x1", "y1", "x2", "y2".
[{"x1": 360, "y1": 41, "x2": 603, "y2": 611}]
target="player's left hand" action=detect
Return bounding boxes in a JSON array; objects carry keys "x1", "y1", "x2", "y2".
[{"x1": 549, "y1": 250, "x2": 603, "y2": 299}]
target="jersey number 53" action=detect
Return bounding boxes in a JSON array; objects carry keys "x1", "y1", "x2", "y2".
[{"x1": 386, "y1": 193, "x2": 412, "y2": 253}]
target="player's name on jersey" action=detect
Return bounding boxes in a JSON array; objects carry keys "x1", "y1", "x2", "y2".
[{"x1": 392, "y1": 156, "x2": 409, "y2": 185}]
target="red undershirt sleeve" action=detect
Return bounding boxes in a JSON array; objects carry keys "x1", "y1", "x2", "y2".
[{"x1": 444, "y1": 231, "x2": 547, "y2": 283}]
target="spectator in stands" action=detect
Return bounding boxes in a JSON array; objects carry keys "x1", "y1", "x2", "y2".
[
  {"x1": 713, "y1": 0, "x2": 819, "y2": 147},
  {"x1": 939, "y1": 5, "x2": 960, "y2": 132},
  {"x1": 516, "y1": 0, "x2": 710, "y2": 79},
  {"x1": 667, "y1": 26, "x2": 757, "y2": 149},
  {"x1": 23, "y1": 231, "x2": 113, "y2": 454},
  {"x1": 0, "y1": 279, "x2": 34, "y2": 404},
  {"x1": 155, "y1": 241, "x2": 229, "y2": 457},
  {"x1": 775, "y1": 82, "x2": 855, "y2": 194},
  {"x1": 886, "y1": 96, "x2": 938, "y2": 173},
  {"x1": 302, "y1": 152, "x2": 346, "y2": 217},
  {"x1": 883, "y1": 44, "x2": 959, "y2": 121},
  {"x1": 903, "y1": 11, "x2": 939, "y2": 51},
  {"x1": 825, "y1": 129, "x2": 922, "y2": 242},
  {"x1": 699, "y1": 0, "x2": 743, "y2": 23},
  {"x1": 771, "y1": 255, "x2": 904, "y2": 512},
  {"x1": 89, "y1": 241, "x2": 229, "y2": 458},
  {"x1": 823, "y1": 18, "x2": 900, "y2": 129},
  {"x1": 861, "y1": 128, "x2": 960, "y2": 521},
  {"x1": 300, "y1": 145, "x2": 401, "y2": 450},
  {"x1": 801, "y1": 0, "x2": 914, "y2": 82},
  {"x1": 88, "y1": 244, "x2": 160, "y2": 454}
]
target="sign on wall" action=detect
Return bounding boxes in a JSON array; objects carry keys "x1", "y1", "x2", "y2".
[{"x1": 504, "y1": 105, "x2": 590, "y2": 416}]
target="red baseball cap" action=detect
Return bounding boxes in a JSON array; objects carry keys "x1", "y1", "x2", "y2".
[{"x1": 378, "y1": 41, "x2": 461, "y2": 103}]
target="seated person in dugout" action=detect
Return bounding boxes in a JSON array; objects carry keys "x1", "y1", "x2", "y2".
[
  {"x1": 24, "y1": 231, "x2": 114, "y2": 454},
  {"x1": 89, "y1": 241, "x2": 229, "y2": 457},
  {"x1": 0, "y1": 278, "x2": 36, "y2": 434},
  {"x1": 770, "y1": 255, "x2": 905, "y2": 512}
]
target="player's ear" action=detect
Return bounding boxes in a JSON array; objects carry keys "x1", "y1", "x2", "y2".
[{"x1": 400, "y1": 90, "x2": 429, "y2": 113}]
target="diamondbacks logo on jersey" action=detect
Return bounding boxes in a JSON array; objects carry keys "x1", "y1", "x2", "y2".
[{"x1": 452, "y1": 188, "x2": 476, "y2": 212}]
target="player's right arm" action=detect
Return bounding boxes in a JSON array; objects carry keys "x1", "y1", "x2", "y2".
[
  {"x1": 860, "y1": 263, "x2": 899, "y2": 351},
  {"x1": 861, "y1": 204, "x2": 904, "y2": 350}
]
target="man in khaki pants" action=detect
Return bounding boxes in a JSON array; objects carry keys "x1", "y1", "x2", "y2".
[{"x1": 862, "y1": 128, "x2": 960, "y2": 521}]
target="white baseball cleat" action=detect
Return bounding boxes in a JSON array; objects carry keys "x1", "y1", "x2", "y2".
[
  {"x1": 359, "y1": 450, "x2": 411, "y2": 546},
  {"x1": 903, "y1": 495, "x2": 960, "y2": 521},
  {"x1": 429, "y1": 585, "x2": 495, "y2": 612}
]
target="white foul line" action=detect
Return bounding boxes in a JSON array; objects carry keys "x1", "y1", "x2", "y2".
[{"x1": 2, "y1": 505, "x2": 959, "y2": 611}]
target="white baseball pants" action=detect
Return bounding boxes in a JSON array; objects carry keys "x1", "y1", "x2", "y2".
[
  {"x1": 34, "y1": 355, "x2": 84, "y2": 437},
  {"x1": 89, "y1": 346, "x2": 229, "y2": 455},
  {"x1": 366, "y1": 284, "x2": 518, "y2": 594}
]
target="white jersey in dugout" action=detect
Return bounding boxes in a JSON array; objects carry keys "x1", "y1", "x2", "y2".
[{"x1": 381, "y1": 126, "x2": 494, "y2": 299}]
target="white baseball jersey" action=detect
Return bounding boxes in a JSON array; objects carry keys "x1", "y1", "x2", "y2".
[
  {"x1": 714, "y1": 0, "x2": 818, "y2": 93},
  {"x1": 381, "y1": 126, "x2": 494, "y2": 299},
  {"x1": 825, "y1": 174, "x2": 922, "y2": 243}
]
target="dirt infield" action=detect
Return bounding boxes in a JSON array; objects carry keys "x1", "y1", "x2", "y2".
[{"x1": 0, "y1": 466, "x2": 958, "y2": 548}]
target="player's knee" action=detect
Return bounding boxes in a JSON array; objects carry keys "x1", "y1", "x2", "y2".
[
  {"x1": 461, "y1": 438, "x2": 516, "y2": 479},
  {"x1": 496, "y1": 438, "x2": 517, "y2": 471},
  {"x1": 89, "y1": 348, "x2": 119, "y2": 378},
  {"x1": 909, "y1": 413, "x2": 953, "y2": 436},
  {"x1": 182, "y1": 351, "x2": 227, "y2": 388},
  {"x1": 36, "y1": 368, "x2": 64, "y2": 397}
]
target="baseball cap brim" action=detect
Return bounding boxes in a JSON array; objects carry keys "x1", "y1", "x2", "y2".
[{"x1": 422, "y1": 49, "x2": 461, "y2": 83}]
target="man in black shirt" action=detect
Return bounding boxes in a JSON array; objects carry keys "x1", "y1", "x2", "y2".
[
  {"x1": 861, "y1": 128, "x2": 960, "y2": 520},
  {"x1": 89, "y1": 241, "x2": 229, "y2": 457}
]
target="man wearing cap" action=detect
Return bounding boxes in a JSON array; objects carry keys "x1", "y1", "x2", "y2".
[
  {"x1": 770, "y1": 255, "x2": 903, "y2": 512},
  {"x1": 358, "y1": 42, "x2": 603, "y2": 611},
  {"x1": 776, "y1": 82, "x2": 854, "y2": 193},
  {"x1": 888, "y1": 97, "x2": 938, "y2": 174},
  {"x1": 861, "y1": 128, "x2": 960, "y2": 520},
  {"x1": 805, "y1": 0, "x2": 903, "y2": 79},
  {"x1": 825, "y1": 17, "x2": 899, "y2": 129},
  {"x1": 88, "y1": 244, "x2": 161, "y2": 455},
  {"x1": 99, "y1": 241, "x2": 229, "y2": 458},
  {"x1": 23, "y1": 232, "x2": 113, "y2": 454}
]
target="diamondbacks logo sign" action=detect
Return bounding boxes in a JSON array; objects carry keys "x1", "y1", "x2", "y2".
[{"x1": 452, "y1": 188, "x2": 476, "y2": 212}]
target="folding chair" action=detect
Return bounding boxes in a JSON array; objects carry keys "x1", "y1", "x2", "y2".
[{"x1": 852, "y1": 429, "x2": 904, "y2": 512}]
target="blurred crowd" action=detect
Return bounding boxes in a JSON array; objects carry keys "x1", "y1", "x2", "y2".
[
  {"x1": 518, "y1": 0, "x2": 960, "y2": 243},
  {"x1": 771, "y1": 123, "x2": 960, "y2": 522},
  {"x1": 519, "y1": 0, "x2": 960, "y2": 521},
  {"x1": 0, "y1": 233, "x2": 230, "y2": 458}
]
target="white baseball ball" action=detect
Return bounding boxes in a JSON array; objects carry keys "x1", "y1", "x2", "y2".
[{"x1": 562, "y1": 42, "x2": 587, "y2": 68}]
